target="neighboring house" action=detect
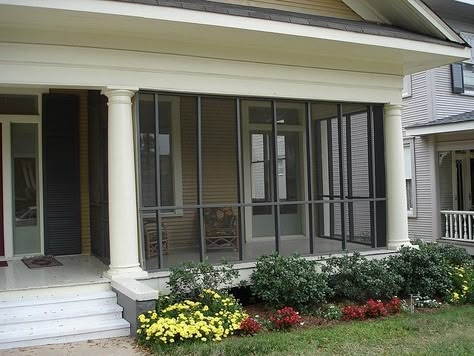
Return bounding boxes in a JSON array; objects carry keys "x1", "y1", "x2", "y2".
[
  {"x1": 402, "y1": 0, "x2": 474, "y2": 254},
  {"x1": 0, "y1": 0, "x2": 470, "y2": 349}
]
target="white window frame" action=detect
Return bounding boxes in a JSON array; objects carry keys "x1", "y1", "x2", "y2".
[
  {"x1": 460, "y1": 32, "x2": 474, "y2": 96},
  {"x1": 404, "y1": 138, "x2": 417, "y2": 217},
  {"x1": 402, "y1": 75, "x2": 412, "y2": 98}
]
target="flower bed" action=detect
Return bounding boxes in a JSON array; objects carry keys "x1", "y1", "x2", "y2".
[
  {"x1": 137, "y1": 243, "x2": 474, "y2": 351},
  {"x1": 137, "y1": 289, "x2": 246, "y2": 346}
]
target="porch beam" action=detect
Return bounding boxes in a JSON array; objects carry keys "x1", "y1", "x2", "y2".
[
  {"x1": 103, "y1": 88, "x2": 147, "y2": 280},
  {"x1": 384, "y1": 104, "x2": 412, "y2": 249}
]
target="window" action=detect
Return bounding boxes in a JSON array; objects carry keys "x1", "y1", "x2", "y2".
[
  {"x1": 138, "y1": 94, "x2": 182, "y2": 215},
  {"x1": 452, "y1": 32, "x2": 474, "y2": 95},
  {"x1": 402, "y1": 75, "x2": 412, "y2": 98},
  {"x1": 0, "y1": 94, "x2": 38, "y2": 115},
  {"x1": 404, "y1": 139, "x2": 416, "y2": 217}
]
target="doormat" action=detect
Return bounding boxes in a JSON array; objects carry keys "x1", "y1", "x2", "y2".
[
  {"x1": 22, "y1": 256, "x2": 63, "y2": 269},
  {"x1": 0, "y1": 261, "x2": 7, "y2": 267}
]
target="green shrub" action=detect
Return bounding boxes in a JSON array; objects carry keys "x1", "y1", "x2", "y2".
[
  {"x1": 322, "y1": 305, "x2": 343, "y2": 320},
  {"x1": 322, "y1": 253, "x2": 403, "y2": 302},
  {"x1": 412, "y1": 240, "x2": 473, "y2": 267},
  {"x1": 387, "y1": 246, "x2": 452, "y2": 298},
  {"x1": 250, "y1": 253, "x2": 331, "y2": 312},
  {"x1": 167, "y1": 259, "x2": 239, "y2": 301}
]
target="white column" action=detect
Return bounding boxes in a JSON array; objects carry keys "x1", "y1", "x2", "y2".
[
  {"x1": 384, "y1": 104, "x2": 412, "y2": 249},
  {"x1": 429, "y1": 136, "x2": 441, "y2": 241},
  {"x1": 103, "y1": 88, "x2": 147, "y2": 279}
]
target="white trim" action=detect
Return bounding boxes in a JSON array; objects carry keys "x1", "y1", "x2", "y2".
[
  {"x1": 408, "y1": 0, "x2": 466, "y2": 44},
  {"x1": 402, "y1": 75, "x2": 412, "y2": 98},
  {"x1": 437, "y1": 140, "x2": 474, "y2": 152},
  {"x1": 405, "y1": 121, "x2": 474, "y2": 136},
  {"x1": 0, "y1": 42, "x2": 406, "y2": 105},
  {"x1": 404, "y1": 138, "x2": 417, "y2": 217}
]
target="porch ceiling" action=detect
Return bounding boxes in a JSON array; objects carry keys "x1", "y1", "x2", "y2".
[{"x1": 0, "y1": 0, "x2": 470, "y2": 76}]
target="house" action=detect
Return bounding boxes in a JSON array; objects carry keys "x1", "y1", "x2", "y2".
[
  {"x1": 402, "y1": 0, "x2": 474, "y2": 254},
  {"x1": 0, "y1": 0, "x2": 470, "y2": 349}
]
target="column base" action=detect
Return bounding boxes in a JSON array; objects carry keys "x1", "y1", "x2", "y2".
[
  {"x1": 387, "y1": 240, "x2": 417, "y2": 250},
  {"x1": 103, "y1": 265, "x2": 148, "y2": 280}
]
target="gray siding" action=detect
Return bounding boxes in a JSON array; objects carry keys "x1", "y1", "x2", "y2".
[
  {"x1": 402, "y1": 64, "x2": 474, "y2": 241},
  {"x1": 434, "y1": 65, "x2": 474, "y2": 119},
  {"x1": 401, "y1": 72, "x2": 435, "y2": 240}
]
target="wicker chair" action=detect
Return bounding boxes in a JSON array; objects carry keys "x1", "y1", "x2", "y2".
[
  {"x1": 144, "y1": 222, "x2": 169, "y2": 258},
  {"x1": 203, "y1": 207, "x2": 238, "y2": 251}
]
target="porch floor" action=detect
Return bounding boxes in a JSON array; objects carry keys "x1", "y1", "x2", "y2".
[{"x1": 0, "y1": 255, "x2": 109, "y2": 291}]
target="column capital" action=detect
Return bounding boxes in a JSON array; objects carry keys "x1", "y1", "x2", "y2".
[
  {"x1": 101, "y1": 87, "x2": 138, "y2": 104},
  {"x1": 384, "y1": 103, "x2": 403, "y2": 115}
]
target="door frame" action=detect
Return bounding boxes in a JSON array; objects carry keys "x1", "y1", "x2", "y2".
[
  {"x1": 241, "y1": 100, "x2": 308, "y2": 242},
  {"x1": 452, "y1": 150, "x2": 473, "y2": 211},
  {"x1": 0, "y1": 88, "x2": 46, "y2": 258}
]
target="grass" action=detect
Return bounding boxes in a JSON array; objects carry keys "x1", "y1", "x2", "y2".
[{"x1": 150, "y1": 305, "x2": 474, "y2": 356}]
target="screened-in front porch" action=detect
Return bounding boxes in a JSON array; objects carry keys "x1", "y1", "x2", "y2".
[{"x1": 137, "y1": 94, "x2": 388, "y2": 271}]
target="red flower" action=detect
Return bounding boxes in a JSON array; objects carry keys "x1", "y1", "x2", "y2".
[
  {"x1": 269, "y1": 307, "x2": 302, "y2": 331},
  {"x1": 385, "y1": 297, "x2": 402, "y2": 315},
  {"x1": 239, "y1": 317, "x2": 261, "y2": 336}
]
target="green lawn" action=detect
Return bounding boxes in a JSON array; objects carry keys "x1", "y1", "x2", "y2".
[{"x1": 150, "y1": 305, "x2": 474, "y2": 356}]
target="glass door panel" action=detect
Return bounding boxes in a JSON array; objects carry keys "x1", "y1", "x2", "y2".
[{"x1": 12, "y1": 124, "x2": 40, "y2": 255}]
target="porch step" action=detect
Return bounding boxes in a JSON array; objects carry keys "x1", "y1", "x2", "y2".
[{"x1": 0, "y1": 284, "x2": 130, "y2": 350}]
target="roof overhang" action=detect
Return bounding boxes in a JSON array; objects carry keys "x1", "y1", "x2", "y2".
[
  {"x1": 406, "y1": 121, "x2": 474, "y2": 136},
  {"x1": 0, "y1": 0, "x2": 470, "y2": 76},
  {"x1": 342, "y1": 0, "x2": 466, "y2": 44}
]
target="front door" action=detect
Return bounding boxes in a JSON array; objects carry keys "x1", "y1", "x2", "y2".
[{"x1": 453, "y1": 151, "x2": 473, "y2": 211}]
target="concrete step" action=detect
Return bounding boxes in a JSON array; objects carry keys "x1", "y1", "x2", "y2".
[
  {"x1": 0, "y1": 318, "x2": 130, "y2": 350},
  {"x1": 0, "y1": 290, "x2": 117, "y2": 311},
  {"x1": 0, "y1": 283, "x2": 131, "y2": 350},
  {"x1": 0, "y1": 303, "x2": 124, "y2": 332},
  {"x1": 0, "y1": 281, "x2": 111, "y2": 302}
]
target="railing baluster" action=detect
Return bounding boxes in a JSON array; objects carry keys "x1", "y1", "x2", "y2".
[
  {"x1": 454, "y1": 213, "x2": 458, "y2": 239},
  {"x1": 450, "y1": 213, "x2": 453, "y2": 239},
  {"x1": 463, "y1": 214, "x2": 468, "y2": 239},
  {"x1": 469, "y1": 215, "x2": 473, "y2": 241},
  {"x1": 445, "y1": 213, "x2": 449, "y2": 238}
]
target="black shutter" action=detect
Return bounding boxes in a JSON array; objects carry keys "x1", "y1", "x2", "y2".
[
  {"x1": 43, "y1": 94, "x2": 81, "y2": 256},
  {"x1": 451, "y1": 63, "x2": 465, "y2": 94}
]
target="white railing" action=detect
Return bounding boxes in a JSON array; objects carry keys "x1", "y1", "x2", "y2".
[{"x1": 441, "y1": 210, "x2": 474, "y2": 242}]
